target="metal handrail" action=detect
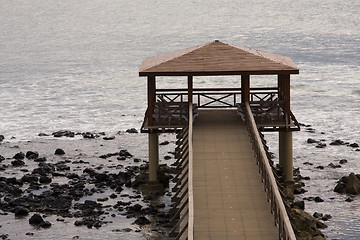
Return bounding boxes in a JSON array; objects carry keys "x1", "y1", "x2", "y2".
[{"x1": 244, "y1": 102, "x2": 296, "y2": 240}]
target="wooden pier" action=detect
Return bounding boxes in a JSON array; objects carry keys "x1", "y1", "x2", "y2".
[{"x1": 192, "y1": 109, "x2": 278, "y2": 239}]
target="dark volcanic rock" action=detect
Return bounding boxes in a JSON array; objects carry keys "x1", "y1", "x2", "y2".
[
  {"x1": 0, "y1": 135, "x2": 4, "y2": 142},
  {"x1": 14, "y1": 206, "x2": 29, "y2": 217},
  {"x1": 54, "y1": 149, "x2": 65, "y2": 155},
  {"x1": 26, "y1": 151, "x2": 39, "y2": 159},
  {"x1": 339, "y1": 159, "x2": 348, "y2": 164},
  {"x1": 13, "y1": 152, "x2": 25, "y2": 160},
  {"x1": 29, "y1": 214, "x2": 44, "y2": 225},
  {"x1": 11, "y1": 159, "x2": 25, "y2": 167},
  {"x1": 52, "y1": 130, "x2": 75, "y2": 138},
  {"x1": 133, "y1": 216, "x2": 150, "y2": 225},
  {"x1": 330, "y1": 140, "x2": 345, "y2": 146},
  {"x1": 334, "y1": 172, "x2": 360, "y2": 195},
  {"x1": 307, "y1": 138, "x2": 318, "y2": 144},
  {"x1": 126, "y1": 128, "x2": 138, "y2": 134},
  {"x1": 349, "y1": 143, "x2": 359, "y2": 148}
]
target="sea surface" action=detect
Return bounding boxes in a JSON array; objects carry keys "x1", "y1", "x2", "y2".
[{"x1": 0, "y1": 0, "x2": 359, "y2": 239}]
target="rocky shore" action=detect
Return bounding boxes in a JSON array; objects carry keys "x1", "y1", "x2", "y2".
[{"x1": 0, "y1": 130, "x2": 177, "y2": 240}]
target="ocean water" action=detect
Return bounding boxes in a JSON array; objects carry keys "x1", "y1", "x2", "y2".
[{"x1": 0, "y1": 0, "x2": 359, "y2": 239}]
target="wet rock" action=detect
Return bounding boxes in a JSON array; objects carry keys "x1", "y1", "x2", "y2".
[
  {"x1": 13, "y1": 152, "x2": 25, "y2": 160},
  {"x1": 330, "y1": 139, "x2": 345, "y2": 145},
  {"x1": 321, "y1": 214, "x2": 332, "y2": 221},
  {"x1": 21, "y1": 174, "x2": 38, "y2": 183},
  {"x1": 339, "y1": 159, "x2": 348, "y2": 164},
  {"x1": 55, "y1": 149, "x2": 65, "y2": 155},
  {"x1": 345, "y1": 197, "x2": 354, "y2": 202},
  {"x1": 349, "y1": 143, "x2": 359, "y2": 148},
  {"x1": 40, "y1": 221, "x2": 52, "y2": 228},
  {"x1": 52, "y1": 130, "x2": 75, "y2": 138},
  {"x1": 345, "y1": 173, "x2": 360, "y2": 195},
  {"x1": 82, "y1": 132, "x2": 95, "y2": 139},
  {"x1": 14, "y1": 206, "x2": 29, "y2": 217},
  {"x1": 11, "y1": 159, "x2": 25, "y2": 167},
  {"x1": 291, "y1": 201, "x2": 305, "y2": 210},
  {"x1": 103, "y1": 136, "x2": 115, "y2": 140},
  {"x1": 328, "y1": 163, "x2": 341, "y2": 169},
  {"x1": 159, "y1": 141, "x2": 170, "y2": 145},
  {"x1": 126, "y1": 128, "x2": 138, "y2": 134},
  {"x1": 119, "y1": 150, "x2": 132, "y2": 158},
  {"x1": 290, "y1": 208, "x2": 323, "y2": 238},
  {"x1": 26, "y1": 151, "x2": 39, "y2": 159},
  {"x1": 133, "y1": 216, "x2": 150, "y2": 225},
  {"x1": 34, "y1": 157, "x2": 47, "y2": 163},
  {"x1": 315, "y1": 143, "x2": 327, "y2": 148},
  {"x1": 316, "y1": 221, "x2": 328, "y2": 229},
  {"x1": 38, "y1": 133, "x2": 49, "y2": 136},
  {"x1": 39, "y1": 176, "x2": 52, "y2": 184},
  {"x1": 29, "y1": 213, "x2": 44, "y2": 225},
  {"x1": 313, "y1": 212, "x2": 323, "y2": 219},
  {"x1": 307, "y1": 138, "x2": 318, "y2": 144}
]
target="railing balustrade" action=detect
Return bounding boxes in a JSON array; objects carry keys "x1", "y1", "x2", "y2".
[
  {"x1": 156, "y1": 87, "x2": 278, "y2": 108},
  {"x1": 169, "y1": 105, "x2": 194, "y2": 240},
  {"x1": 244, "y1": 102, "x2": 297, "y2": 240}
]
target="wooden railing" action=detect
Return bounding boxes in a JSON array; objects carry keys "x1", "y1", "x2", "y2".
[
  {"x1": 156, "y1": 87, "x2": 278, "y2": 108},
  {"x1": 169, "y1": 104, "x2": 194, "y2": 239},
  {"x1": 244, "y1": 102, "x2": 297, "y2": 240}
]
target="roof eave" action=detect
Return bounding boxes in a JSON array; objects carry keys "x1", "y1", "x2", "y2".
[{"x1": 139, "y1": 69, "x2": 300, "y2": 77}]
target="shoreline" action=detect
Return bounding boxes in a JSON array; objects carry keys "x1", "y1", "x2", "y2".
[{"x1": 0, "y1": 131, "x2": 177, "y2": 240}]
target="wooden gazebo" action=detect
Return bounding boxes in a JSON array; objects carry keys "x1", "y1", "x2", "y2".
[{"x1": 139, "y1": 40, "x2": 299, "y2": 182}]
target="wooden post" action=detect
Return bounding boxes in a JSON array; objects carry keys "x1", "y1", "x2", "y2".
[
  {"x1": 148, "y1": 132, "x2": 159, "y2": 182},
  {"x1": 278, "y1": 74, "x2": 291, "y2": 124},
  {"x1": 188, "y1": 76, "x2": 193, "y2": 104},
  {"x1": 147, "y1": 76, "x2": 156, "y2": 126},
  {"x1": 279, "y1": 130, "x2": 293, "y2": 182},
  {"x1": 241, "y1": 75, "x2": 250, "y2": 103}
]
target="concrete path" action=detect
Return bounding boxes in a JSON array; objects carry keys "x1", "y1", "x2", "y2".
[{"x1": 192, "y1": 109, "x2": 278, "y2": 239}]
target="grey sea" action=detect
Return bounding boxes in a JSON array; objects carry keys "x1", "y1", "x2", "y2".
[{"x1": 1, "y1": 0, "x2": 360, "y2": 239}]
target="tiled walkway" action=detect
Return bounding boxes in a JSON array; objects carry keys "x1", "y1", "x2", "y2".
[{"x1": 192, "y1": 109, "x2": 278, "y2": 239}]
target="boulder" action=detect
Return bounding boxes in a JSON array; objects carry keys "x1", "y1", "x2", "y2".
[
  {"x1": 13, "y1": 152, "x2": 25, "y2": 160},
  {"x1": 26, "y1": 151, "x2": 39, "y2": 159},
  {"x1": 345, "y1": 172, "x2": 360, "y2": 195},
  {"x1": 29, "y1": 214, "x2": 44, "y2": 225},
  {"x1": 54, "y1": 149, "x2": 65, "y2": 155}
]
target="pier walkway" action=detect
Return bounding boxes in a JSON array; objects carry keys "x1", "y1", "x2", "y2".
[{"x1": 192, "y1": 109, "x2": 278, "y2": 239}]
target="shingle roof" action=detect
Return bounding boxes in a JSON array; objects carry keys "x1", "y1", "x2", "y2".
[{"x1": 139, "y1": 40, "x2": 299, "y2": 76}]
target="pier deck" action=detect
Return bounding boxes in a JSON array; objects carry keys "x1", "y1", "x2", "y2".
[{"x1": 192, "y1": 109, "x2": 278, "y2": 239}]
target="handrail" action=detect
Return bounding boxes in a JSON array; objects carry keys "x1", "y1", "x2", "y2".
[
  {"x1": 169, "y1": 103, "x2": 194, "y2": 240},
  {"x1": 187, "y1": 104, "x2": 194, "y2": 240},
  {"x1": 244, "y1": 102, "x2": 296, "y2": 240}
]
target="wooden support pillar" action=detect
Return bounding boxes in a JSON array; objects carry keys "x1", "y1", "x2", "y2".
[
  {"x1": 188, "y1": 76, "x2": 193, "y2": 105},
  {"x1": 279, "y1": 130, "x2": 293, "y2": 181},
  {"x1": 241, "y1": 75, "x2": 250, "y2": 103},
  {"x1": 278, "y1": 74, "x2": 291, "y2": 124},
  {"x1": 147, "y1": 76, "x2": 156, "y2": 126},
  {"x1": 148, "y1": 132, "x2": 159, "y2": 182}
]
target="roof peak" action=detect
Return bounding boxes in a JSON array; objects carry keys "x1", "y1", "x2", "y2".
[{"x1": 139, "y1": 40, "x2": 299, "y2": 76}]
